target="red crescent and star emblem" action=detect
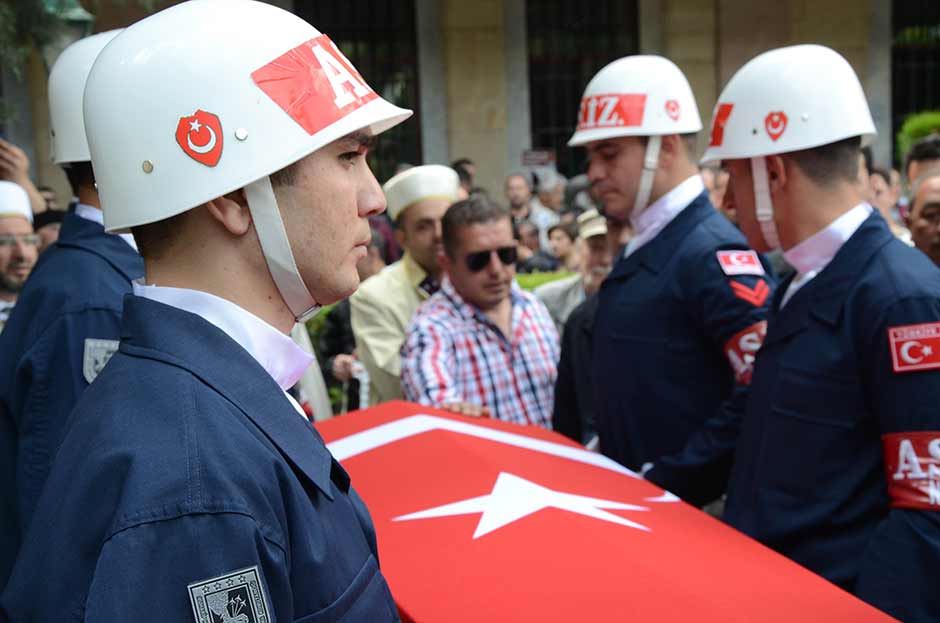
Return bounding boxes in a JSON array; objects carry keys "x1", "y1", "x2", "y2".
[
  {"x1": 665, "y1": 99, "x2": 680, "y2": 121},
  {"x1": 175, "y1": 109, "x2": 223, "y2": 167},
  {"x1": 764, "y1": 111, "x2": 788, "y2": 142}
]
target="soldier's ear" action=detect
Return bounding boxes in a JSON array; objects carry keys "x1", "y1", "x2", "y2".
[
  {"x1": 765, "y1": 155, "x2": 788, "y2": 197},
  {"x1": 205, "y1": 189, "x2": 252, "y2": 237}
]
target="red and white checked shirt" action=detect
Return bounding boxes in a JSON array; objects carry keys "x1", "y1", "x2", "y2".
[{"x1": 400, "y1": 278, "x2": 560, "y2": 427}]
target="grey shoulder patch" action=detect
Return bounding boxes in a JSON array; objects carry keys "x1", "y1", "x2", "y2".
[
  {"x1": 82, "y1": 338, "x2": 120, "y2": 384},
  {"x1": 188, "y1": 565, "x2": 271, "y2": 623}
]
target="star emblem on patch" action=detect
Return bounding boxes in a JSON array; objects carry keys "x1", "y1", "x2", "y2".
[{"x1": 188, "y1": 566, "x2": 271, "y2": 623}]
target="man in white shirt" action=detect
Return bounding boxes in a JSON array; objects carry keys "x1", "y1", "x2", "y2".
[
  {"x1": 2, "y1": 2, "x2": 410, "y2": 620},
  {"x1": 568, "y1": 55, "x2": 774, "y2": 506}
]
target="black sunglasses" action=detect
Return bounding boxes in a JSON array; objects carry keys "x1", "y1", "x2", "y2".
[{"x1": 465, "y1": 246, "x2": 518, "y2": 272}]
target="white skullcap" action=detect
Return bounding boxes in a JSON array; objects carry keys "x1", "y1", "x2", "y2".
[
  {"x1": 577, "y1": 208, "x2": 607, "y2": 240},
  {"x1": 383, "y1": 164, "x2": 460, "y2": 222},
  {"x1": 0, "y1": 181, "x2": 33, "y2": 224}
]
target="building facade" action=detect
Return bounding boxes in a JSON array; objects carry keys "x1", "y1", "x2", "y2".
[{"x1": 3, "y1": 0, "x2": 936, "y2": 202}]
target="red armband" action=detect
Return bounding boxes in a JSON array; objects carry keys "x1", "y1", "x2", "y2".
[
  {"x1": 882, "y1": 432, "x2": 940, "y2": 509},
  {"x1": 724, "y1": 320, "x2": 767, "y2": 385}
]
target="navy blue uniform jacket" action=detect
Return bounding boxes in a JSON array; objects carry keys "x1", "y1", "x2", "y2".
[
  {"x1": 593, "y1": 193, "x2": 774, "y2": 505},
  {"x1": 725, "y1": 213, "x2": 940, "y2": 623},
  {"x1": 1, "y1": 296, "x2": 399, "y2": 621},
  {"x1": 0, "y1": 211, "x2": 143, "y2": 587}
]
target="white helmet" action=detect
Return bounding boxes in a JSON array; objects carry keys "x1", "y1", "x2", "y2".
[
  {"x1": 701, "y1": 44, "x2": 876, "y2": 249},
  {"x1": 84, "y1": 0, "x2": 412, "y2": 321},
  {"x1": 383, "y1": 164, "x2": 460, "y2": 222},
  {"x1": 48, "y1": 30, "x2": 121, "y2": 165},
  {"x1": 568, "y1": 55, "x2": 702, "y2": 219}
]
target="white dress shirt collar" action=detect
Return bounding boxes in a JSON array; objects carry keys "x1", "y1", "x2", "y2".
[
  {"x1": 625, "y1": 174, "x2": 706, "y2": 258},
  {"x1": 132, "y1": 283, "x2": 313, "y2": 391},
  {"x1": 74, "y1": 203, "x2": 139, "y2": 251},
  {"x1": 780, "y1": 202, "x2": 872, "y2": 307}
]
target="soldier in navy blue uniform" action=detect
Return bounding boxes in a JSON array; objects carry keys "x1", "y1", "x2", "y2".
[
  {"x1": 1, "y1": 1, "x2": 412, "y2": 620},
  {"x1": 704, "y1": 44, "x2": 940, "y2": 622},
  {"x1": 567, "y1": 55, "x2": 774, "y2": 506},
  {"x1": 0, "y1": 30, "x2": 143, "y2": 589}
]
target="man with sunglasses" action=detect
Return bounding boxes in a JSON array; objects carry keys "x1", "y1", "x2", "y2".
[
  {"x1": 401, "y1": 197, "x2": 559, "y2": 424},
  {"x1": 0, "y1": 181, "x2": 37, "y2": 334},
  {"x1": 569, "y1": 56, "x2": 774, "y2": 507},
  {"x1": 351, "y1": 164, "x2": 461, "y2": 406}
]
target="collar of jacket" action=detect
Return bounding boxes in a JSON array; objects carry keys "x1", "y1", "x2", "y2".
[
  {"x1": 607, "y1": 191, "x2": 714, "y2": 281},
  {"x1": 763, "y1": 212, "x2": 894, "y2": 348},
  {"x1": 402, "y1": 252, "x2": 438, "y2": 298},
  {"x1": 55, "y1": 210, "x2": 144, "y2": 281},
  {"x1": 119, "y1": 295, "x2": 337, "y2": 499}
]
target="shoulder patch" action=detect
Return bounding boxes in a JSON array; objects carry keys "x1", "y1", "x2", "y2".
[
  {"x1": 716, "y1": 250, "x2": 765, "y2": 276},
  {"x1": 82, "y1": 338, "x2": 120, "y2": 384},
  {"x1": 888, "y1": 322, "x2": 940, "y2": 373},
  {"x1": 188, "y1": 565, "x2": 271, "y2": 623}
]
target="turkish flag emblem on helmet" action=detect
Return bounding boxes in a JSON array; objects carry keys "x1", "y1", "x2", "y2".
[
  {"x1": 765, "y1": 111, "x2": 788, "y2": 141},
  {"x1": 175, "y1": 109, "x2": 224, "y2": 167},
  {"x1": 665, "y1": 99, "x2": 681, "y2": 121}
]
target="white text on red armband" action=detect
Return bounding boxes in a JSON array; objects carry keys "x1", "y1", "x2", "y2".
[
  {"x1": 723, "y1": 320, "x2": 767, "y2": 385},
  {"x1": 882, "y1": 432, "x2": 940, "y2": 509}
]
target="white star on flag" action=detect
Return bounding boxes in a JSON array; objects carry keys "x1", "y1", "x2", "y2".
[
  {"x1": 924, "y1": 345, "x2": 933, "y2": 356},
  {"x1": 189, "y1": 119, "x2": 203, "y2": 132},
  {"x1": 394, "y1": 472, "x2": 651, "y2": 539}
]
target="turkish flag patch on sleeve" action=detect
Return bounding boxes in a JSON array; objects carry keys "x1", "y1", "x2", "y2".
[
  {"x1": 716, "y1": 250, "x2": 765, "y2": 276},
  {"x1": 888, "y1": 322, "x2": 940, "y2": 373}
]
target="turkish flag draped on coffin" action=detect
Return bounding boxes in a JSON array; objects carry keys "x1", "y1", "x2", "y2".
[{"x1": 317, "y1": 402, "x2": 897, "y2": 622}]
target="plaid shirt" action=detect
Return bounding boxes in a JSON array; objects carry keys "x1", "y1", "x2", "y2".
[{"x1": 400, "y1": 278, "x2": 559, "y2": 427}]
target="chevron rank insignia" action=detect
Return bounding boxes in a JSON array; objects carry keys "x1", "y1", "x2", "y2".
[
  {"x1": 82, "y1": 338, "x2": 119, "y2": 384},
  {"x1": 188, "y1": 566, "x2": 271, "y2": 623}
]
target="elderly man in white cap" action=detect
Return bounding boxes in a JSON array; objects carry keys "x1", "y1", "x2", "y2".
[
  {"x1": 350, "y1": 164, "x2": 460, "y2": 405},
  {"x1": 0, "y1": 181, "x2": 37, "y2": 332},
  {"x1": 534, "y1": 209, "x2": 611, "y2": 333}
]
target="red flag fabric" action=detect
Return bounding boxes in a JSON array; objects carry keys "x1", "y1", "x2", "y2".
[{"x1": 317, "y1": 402, "x2": 897, "y2": 622}]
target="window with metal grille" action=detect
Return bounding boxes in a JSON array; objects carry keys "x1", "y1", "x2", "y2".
[
  {"x1": 293, "y1": 1, "x2": 421, "y2": 183},
  {"x1": 526, "y1": 0, "x2": 639, "y2": 177},
  {"x1": 892, "y1": 0, "x2": 940, "y2": 163}
]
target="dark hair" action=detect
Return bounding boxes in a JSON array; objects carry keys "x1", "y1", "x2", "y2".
[
  {"x1": 547, "y1": 221, "x2": 577, "y2": 242},
  {"x1": 905, "y1": 134, "x2": 940, "y2": 180},
  {"x1": 441, "y1": 196, "x2": 510, "y2": 257},
  {"x1": 870, "y1": 166, "x2": 890, "y2": 185},
  {"x1": 454, "y1": 165, "x2": 472, "y2": 188},
  {"x1": 131, "y1": 209, "x2": 190, "y2": 261},
  {"x1": 787, "y1": 136, "x2": 861, "y2": 188},
  {"x1": 451, "y1": 157, "x2": 474, "y2": 170},
  {"x1": 60, "y1": 161, "x2": 95, "y2": 195}
]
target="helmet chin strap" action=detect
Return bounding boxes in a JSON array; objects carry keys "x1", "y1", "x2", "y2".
[
  {"x1": 631, "y1": 135, "x2": 662, "y2": 220},
  {"x1": 750, "y1": 156, "x2": 781, "y2": 250},
  {"x1": 244, "y1": 176, "x2": 321, "y2": 323}
]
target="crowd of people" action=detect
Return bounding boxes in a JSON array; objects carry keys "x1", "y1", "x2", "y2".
[{"x1": 0, "y1": 1, "x2": 939, "y2": 621}]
